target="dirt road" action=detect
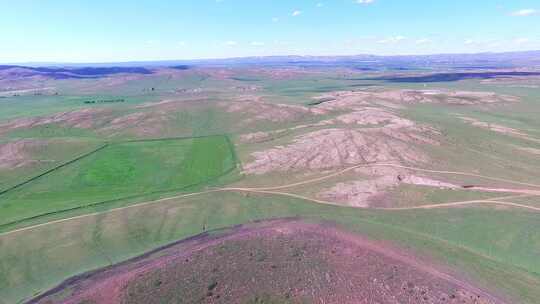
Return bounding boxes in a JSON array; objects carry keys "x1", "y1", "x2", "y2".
[{"x1": 2, "y1": 163, "x2": 540, "y2": 237}]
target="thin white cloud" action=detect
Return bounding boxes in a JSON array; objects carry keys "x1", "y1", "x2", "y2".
[
  {"x1": 317, "y1": 3, "x2": 324, "y2": 7},
  {"x1": 272, "y1": 17, "x2": 279, "y2": 22},
  {"x1": 356, "y1": 0, "x2": 375, "y2": 4},
  {"x1": 514, "y1": 37, "x2": 531, "y2": 44},
  {"x1": 273, "y1": 40, "x2": 291, "y2": 45},
  {"x1": 292, "y1": 10, "x2": 302, "y2": 16},
  {"x1": 224, "y1": 41, "x2": 237, "y2": 46},
  {"x1": 487, "y1": 40, "x2": 503, "y2": 48},
  {"x1": 463, "y1": 38, "x2": 508, "y2": 47},
  {"x1": 510, "y1": 9, "x2": 538, "y2": 16},
  {"x1": 250, "y1": 41, "x2": 265, "y2": 46},
  {"x1": 377, "y1": 36, "x2": 406, "y2": 44},
  {"x1": 415, "y1": 38, "x2": 431, "y2": 45}
]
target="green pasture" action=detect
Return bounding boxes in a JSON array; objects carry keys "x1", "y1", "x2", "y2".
[
  {"x1": 0, "y1": 94, "x2": 157, "y2": 123},
  {"x1": 0, "y1": 135, "x2": 237, "y2": 229},
  {"x1": 0, "y1": 139, "x2": 102, "y2": 194}
]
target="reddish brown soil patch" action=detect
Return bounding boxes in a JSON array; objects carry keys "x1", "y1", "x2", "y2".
[{"x1": 31, "y1": 219, "x2": 503, "y2": 304}]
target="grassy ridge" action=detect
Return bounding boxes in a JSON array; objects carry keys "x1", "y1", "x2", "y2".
[{"x1": 0, "y1": 192, "x2": 538, "y2": 304}]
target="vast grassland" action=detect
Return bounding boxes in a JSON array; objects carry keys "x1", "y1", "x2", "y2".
[{"x1": 1, "y1": 67, "x2": 540, "y2": 303}]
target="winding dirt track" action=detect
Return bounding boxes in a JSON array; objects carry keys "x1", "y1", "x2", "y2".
[
  {"x1": 222, "y1": 189, "x2": 540, "y2": 211},
  {"x1": 390, "y1": 198, "x2": 540, "y2": 211},
  {"x1": 238, "y1": 162, "x2": 540, "y2": 191},
  {"x1": 1, "y1": 163, "x2": 540, "y2": 237}
]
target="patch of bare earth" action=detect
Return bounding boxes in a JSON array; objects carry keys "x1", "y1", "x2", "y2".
[
  {"x1": 239, "y1": 131, "x2": 276, "y2": 143},
  {"x1": 319, "y1": 166, "x2": 459, "y2": 207},
  {"x1": 0, "y1": 87, "x2": 57, "y2": 97},
  {"x1": 240, "y1": 87, "x2": 517, "y2": 206},
  {"x1": 480, "y1": 73, "x2": 540, "y2": 87},
  {"x1": 0, "y1": 140, "x2": 47, "y2": 169},
  {"x1": 515, "y1": 146, "x2": 540, "y2": 155},
  {"x1": 313, "y1": 89, "x2": 519, "y2": 108},
  {"x1": 239, "y1": 120, "x2": 335, "y2": 144},
  {"x1": 135, "y1": 99, "x2": 183, "y2": 109},
  {"x1": 0, "y1": 107, "x2": 172, "y2": 137},
  {"x1": 238, "y1": 95, "x2": 450, "y2": 207},
  {"x1": 0, "y1": 108, "x2": 109, "y2": 135},
  {"x1": 220, "y1": 97, "x2": 326, "y2": 124},
  {"x1": 30, "y1": 220, "x2": 503, "y2": 304},
  {"x1": 236, "y1": 98, "x2": 438, "y2": 144},
  {"x1": 100, "y1": 111, "x2": 170, "y2": 137},
  {"x1": 221, "y1": 87, "x2": 515, "y2": 143},
  {"x1": 232, "y1": 67, "x2": 323, "y2": 80},
  {"x1": 459, "y1": 117, "x2": 530, "y2": 138},
  {"x1": 328, "y1": 107, "x2": 416, "y2": 128},
  {"x1": 243, "y1": 126, "x2": 437, "y2": 175}
]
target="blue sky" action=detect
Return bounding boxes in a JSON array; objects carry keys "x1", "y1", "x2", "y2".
[{"x1": 2, "y1": 0, "x2": 540, "y2": 62}]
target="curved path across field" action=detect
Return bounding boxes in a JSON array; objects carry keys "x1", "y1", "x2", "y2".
[{"x1": 1, "y1": 162, "x2": 539, "y2": 237}]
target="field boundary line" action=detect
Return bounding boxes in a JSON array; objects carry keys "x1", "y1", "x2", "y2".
[
  {"x1": 0, "y1": 134, "x2": 239, "y2": 232},
  {"x1": 0, "y1": 143, "x2": 109, "y2": 197},
  {"x1": 0, "y1": 134, "x2": 233, "y2": 197},
  {"x1": 118, "y1": 133, "x2": 232, "y2": 144}
]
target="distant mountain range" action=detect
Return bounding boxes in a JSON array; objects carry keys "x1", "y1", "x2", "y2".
[
  {"x1": 0, "y1": 65, "x2": 153, "y2": 79},
  {"x1": 6, "y1": 50, "x2": 540, "y2": 69}
]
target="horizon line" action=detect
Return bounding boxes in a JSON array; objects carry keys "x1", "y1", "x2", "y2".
[{"x1": 3, "y1": 49, "x2": 540, "y2": 66}]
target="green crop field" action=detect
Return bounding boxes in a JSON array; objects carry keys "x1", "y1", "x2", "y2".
[{"x1": 0, "y1": 135, "x2": 238, "y2": 230}]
